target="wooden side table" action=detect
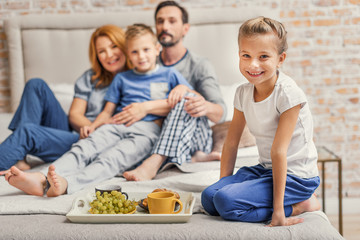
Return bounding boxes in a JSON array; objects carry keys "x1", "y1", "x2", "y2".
[{"x1": 317, "y1": 146, "x2": 343, "y2": 235}]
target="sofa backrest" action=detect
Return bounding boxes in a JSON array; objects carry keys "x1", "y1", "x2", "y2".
[{"x1": 5, "y1": 7, "x2": 277, "y2": 112}]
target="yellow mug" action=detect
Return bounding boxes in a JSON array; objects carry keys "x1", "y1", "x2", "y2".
[{"x1": 147, "y1": 192, "x2": 183, "y2": 214}]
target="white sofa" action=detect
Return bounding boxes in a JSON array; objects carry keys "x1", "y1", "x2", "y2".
[
  {"x1": 0, "y1": 8, "x2": 343, "y2": 240},
  {"x1": 1, "y1": 8, "x2": 252, "y2": 142}
]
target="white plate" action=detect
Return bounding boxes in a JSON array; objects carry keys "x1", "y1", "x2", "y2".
[{"x1": 66, "y1": 192, "x2": 195, "y2": 223}]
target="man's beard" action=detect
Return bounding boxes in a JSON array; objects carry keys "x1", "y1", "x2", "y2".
[{"x1": 158, "y1": 31, "x2": 180, "y2": 48}]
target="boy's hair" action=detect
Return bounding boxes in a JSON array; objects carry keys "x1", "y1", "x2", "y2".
[
  {"x1": 125, "y1": 23, "x2": 157, "y2": 45},
  {"x1": 238, "y1": 16, "x2": 288, "y2": 54},
  {"x1": 155, "y1": 0, "x2": 189, "y2": 24},
  {"x1": 89, "y1": 24, "x2": 130, "y2": 87}
]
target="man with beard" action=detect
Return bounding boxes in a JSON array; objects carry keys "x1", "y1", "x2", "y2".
[{"x1": 123, "y1": 0, "x2": 226, "y2": 181}]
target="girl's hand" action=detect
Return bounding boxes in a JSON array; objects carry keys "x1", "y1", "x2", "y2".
[
  {"x1": 184, "y1": 95, "x2": 208, "y2": 117},
  {"x1": 110, "y1": 102, "x2": 146, "y2": 127},
  {"x1": 167, "y1": 85, "x2": 189, "y2": 108},
  {"x1": 80, "y1": 125, "x2": 95, "y2": 139},
  {"x1": 266, "y1": 210, "x2": 304, "y2": 227}
]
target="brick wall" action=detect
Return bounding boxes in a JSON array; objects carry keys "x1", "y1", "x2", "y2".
[{"x1": 0, "y1": 0, "x2": 359, "y2": 198}]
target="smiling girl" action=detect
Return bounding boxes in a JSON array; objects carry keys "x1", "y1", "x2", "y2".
[{"x1": 201, "y1": 17, "x2": 320, "y2": 227}]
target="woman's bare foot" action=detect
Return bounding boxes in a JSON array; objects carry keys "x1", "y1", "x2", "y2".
[
  {"x1": 191, "y1": 151, "x2": 221, "y2": 162},
  {"x1": 123, "y1": 154, "x2": 166, "y2": 181},
  {"x1": 46, "y1": 165, "x2": 68, "y2": 197},
  {"x1": 4, "y1": 166, "x2": 46, "y2": 196},
  {"x1": 14, "y1": 159, "x2": 31, "y2": 171},
  {"x1": 0, "y1": 159, "x2": 31, "y2": 175},
  {"x1": 291, "y1": 194, "x2": 321, "y2": 216}
]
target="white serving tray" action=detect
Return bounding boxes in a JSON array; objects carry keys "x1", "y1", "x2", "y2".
[{"x1": 66, "y1": 191, "x2": 195, "y2": 223}]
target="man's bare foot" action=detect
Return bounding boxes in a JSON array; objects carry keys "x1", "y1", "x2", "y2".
[
  {"x1": 291, "y1": 194, "x2": 321, "y2": 216},
  {"x1": 0, "y1": 159, "x2": 31, "y2": 175},
  {"x1": 191, "y1": 151, "x2": 221, "y2": 162},
  {"x1": 123, "y1": 167, "x2": 152, "y2": 181},
  {"x1": 123, "y1": 154, "x2": 166, "y2": 181},
  {"x1": 46, "y1": 165, "x2": 68, "y2": 197},
  {"x1": 4, "y1": 166, "x2": 46, "y2": 196}
]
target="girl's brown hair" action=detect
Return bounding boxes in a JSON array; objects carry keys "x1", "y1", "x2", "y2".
[
  {"x1": 89, "y1": 24, "x2": 131, "y2": 88},
  {"x1": 238, "y1": 16, "x2": 288, "y2": 54}
]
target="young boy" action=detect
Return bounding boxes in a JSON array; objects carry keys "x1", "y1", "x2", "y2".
[{"x1": 5, "y1": 23, "x2": 192, "y2": 197}]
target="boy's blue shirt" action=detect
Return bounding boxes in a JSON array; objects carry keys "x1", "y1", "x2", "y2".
[{"x1": 105, "y1": 66, "x2": 193, "y2": 121}]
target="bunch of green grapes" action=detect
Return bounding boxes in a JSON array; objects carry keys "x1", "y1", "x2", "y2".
[{"x1": 89, "y1": 190, "x2": 137, "y2": 214}]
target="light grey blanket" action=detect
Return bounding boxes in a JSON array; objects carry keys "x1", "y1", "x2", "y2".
[
  {"x1": 0, "y1": 167, "x2": 218, "y2": 215},
  {"x1": 0, "y1": 147, "x2": 344, "y2": 240},
  {"x1": 0, "y1": 147, "x2": 259, "y2": 215}
]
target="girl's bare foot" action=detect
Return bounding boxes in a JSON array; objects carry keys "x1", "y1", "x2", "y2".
[
  {"x1": 291, "y1": 194, "x2": 321, "y2": 216},
  {"x1": 4, "y1": 166, "x2": 46, "y2": 196},
  {"x1": 123, "y1": 154, "x2": 166, "y2": 181},
  {"x1": 46, "y1": 165, "x2": 68, "y2": 197},
  {"x1": 191, "y1": 151, "x2": 221, "y2": 162}
]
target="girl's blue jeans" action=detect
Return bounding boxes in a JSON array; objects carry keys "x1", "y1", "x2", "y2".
[
  {"x1": 0, "y1": 78, "x2": 79, "y2": 170},
  {"x1": 201, "y1": 164, "x2": 320, "y2": 223}
]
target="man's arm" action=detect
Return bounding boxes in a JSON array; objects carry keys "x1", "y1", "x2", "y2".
[{"x1": 189, "y1": 58, "x2": 226, "y2": 123}]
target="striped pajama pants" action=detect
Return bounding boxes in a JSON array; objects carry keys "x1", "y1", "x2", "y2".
[{"x1": 152, "y1": 93, "x2": 213, "y2": 165}]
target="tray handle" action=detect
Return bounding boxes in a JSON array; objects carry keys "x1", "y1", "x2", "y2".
[
  {"x1": 184, "y1": 194, "x2": 196, "y2": 214},
  {"x1": 68, "y1": 197, "x2": 87, "y2": 215}
]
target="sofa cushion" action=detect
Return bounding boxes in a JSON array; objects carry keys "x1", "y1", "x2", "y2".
[{"x1": 212, "y1": 121, "x2": 256, "y2": 152}]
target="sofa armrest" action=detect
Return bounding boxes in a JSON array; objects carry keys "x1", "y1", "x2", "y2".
[{"x1": 0, "y1": 113, "x2": 13, "y2": 142}]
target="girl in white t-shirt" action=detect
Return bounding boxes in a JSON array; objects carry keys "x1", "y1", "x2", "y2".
[{"x1": 201, "y1": 17, "x2": 320, "y2": 227}]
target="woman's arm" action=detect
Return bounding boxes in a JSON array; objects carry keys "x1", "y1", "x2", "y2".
[
  {"x1": 220, "y1": 109, "x2": 246, "y2": 178},
  {"x1": 268, "y1": 104, "x2": 301, "y2": 227},
  {"x1": 68, "y1": 98, "x2": 92, "y2": 132},
  {"x1": 80, "y1": 102, "x2": 116, "y2": 139}
]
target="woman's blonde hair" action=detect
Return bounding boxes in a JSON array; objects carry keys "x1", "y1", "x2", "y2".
[
  {"x1": 238, "y1": 16, "x2": 288, "y2": 54},
  {"x1": 89, "y1": 24, "x2": 130, "y2": 88}
]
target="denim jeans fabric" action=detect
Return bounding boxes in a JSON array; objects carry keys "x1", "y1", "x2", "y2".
[
  {"x1": 201, "y1": 164, "x2": 320, "y2": 223},
  {"x1": 8, "y1": 78, "x2": 70, "y2": 131},
  {"x1": 0, "y1": 78, "x2": 79, "y2": 170}
]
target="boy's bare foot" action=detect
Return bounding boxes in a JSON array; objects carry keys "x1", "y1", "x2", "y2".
[
  {"x1": 46, "y1": 165, "x2": 68, "y2": 197},
  {"x1": 4, "y1": 166, "x2": 46, "y2": 196},
  {"x1": 123, "y1": 154, "x2": 166, "y2": 181},
  {"x1": 0, "y1": 159, "x2": 31, "y2": 175},
  {"x1": 191, "y1": 151, "x2": 221, "y2": 162},
  {"x1": 291, "y1": 194, "x2": 321, "y2": 216}
]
